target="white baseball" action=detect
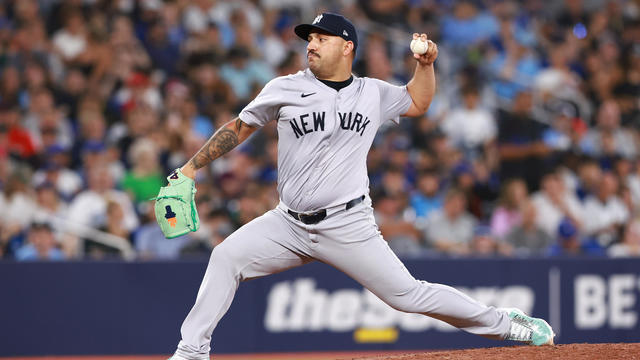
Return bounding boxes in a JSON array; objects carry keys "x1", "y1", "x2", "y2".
[{"x1": 410, "y1": 38, "x2": 428, "y2": 55}]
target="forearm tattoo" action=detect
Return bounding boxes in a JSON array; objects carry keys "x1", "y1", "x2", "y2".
[
  {"x1": 189, "y1": 122, "x2": 240, "y2": 170},
  {"x1": 234, "y1": 118, "x2": 244, "y2": 132}
]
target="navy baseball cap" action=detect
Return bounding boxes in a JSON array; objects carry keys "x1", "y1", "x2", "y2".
[
  {"x1": 295, "y1": 13, "x2": 358, "y2": 51},
  {"x1": 558, "y1": 218, "x2": 578, "y2": 239}
]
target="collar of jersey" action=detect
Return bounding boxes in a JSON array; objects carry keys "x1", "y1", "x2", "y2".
[
  {"x1": 305, "y1": 68, "x2": 357, "y2": 93},
  {"x1": 318, "y1": 76, "x2": 353, "y2": 91}
]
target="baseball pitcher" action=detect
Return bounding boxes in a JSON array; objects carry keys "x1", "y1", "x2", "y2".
[{"x1": 160, "y1": 13, "x2": 555, "y2": 360}]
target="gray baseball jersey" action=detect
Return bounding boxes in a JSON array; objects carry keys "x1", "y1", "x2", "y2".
[
  {"x1": 239, "y1": 69, "x2": 411, "y2": 212},
  {"x1": 172, "y1": 70, "x2": 512, "y2": 359}
]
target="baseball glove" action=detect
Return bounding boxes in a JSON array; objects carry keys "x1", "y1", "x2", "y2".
[{"x1": 151, "y1": 169, "x2": 200, "y2": 239}]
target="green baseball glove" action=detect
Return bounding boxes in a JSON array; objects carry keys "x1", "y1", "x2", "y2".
[{"x1": 151, "y1": 169, "x2": 200, "y2": 239}]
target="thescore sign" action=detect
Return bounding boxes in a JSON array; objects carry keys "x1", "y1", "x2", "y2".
[
  {"x1": 253, "y1": 259, "x2": 640, "y2": 347},
  {"x1": 264, "y1": 278, "x2": 534, "y2": 333},
  {"x1": 2, "y1": 258, "x2": 639, "y2": 356}
]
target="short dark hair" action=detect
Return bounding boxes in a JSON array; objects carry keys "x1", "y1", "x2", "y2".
[
  {"x1": 30, "y1": 221, "x2": 53, "y2": 231},
  {"x1": 444, "y1": 187, "x2": 466, "y2": 202},
  {"x1": 461, "y1": 84, "x2": 479, "y2": 96}
]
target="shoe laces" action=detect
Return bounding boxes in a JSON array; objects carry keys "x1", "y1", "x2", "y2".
[{"x1": 508, "y1": 313, "x2": 534, "y2": 342}]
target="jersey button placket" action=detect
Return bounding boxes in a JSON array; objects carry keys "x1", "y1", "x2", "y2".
[{"x1": 316, "y1": 141, "x2": 330, "y2": 168}]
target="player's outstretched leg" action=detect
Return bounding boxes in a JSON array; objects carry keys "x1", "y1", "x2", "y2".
[
  {"x1": 312, "y1": 205, "x2": 555, "y2": 345},
  {"x1": 170, "y1": 209, "x2": 312, "y2": 360}
]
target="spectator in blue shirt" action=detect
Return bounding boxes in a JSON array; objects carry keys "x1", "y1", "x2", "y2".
[
  {"x1": 441, "y1": 1, "x2": 499, "y2": 47},
  {"x1": 487, "y1": 34, "x2": 541, "y2": 103},
  {"x1": 220, "y1": 46, "x2": 275, "y2": 102},
  {"x1": 410, "y1": 170, "x2": 443, "y2": 221},
  {"x1": 15, "y1": 222, "x2": 65, "y2": 261}
]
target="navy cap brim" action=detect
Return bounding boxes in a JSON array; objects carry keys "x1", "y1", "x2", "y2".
[{"x1": 294, "y1": 24, "x2": 337, "y2": 41}]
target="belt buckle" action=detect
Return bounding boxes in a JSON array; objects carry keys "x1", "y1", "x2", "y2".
[
  {"x1": 299, "y1": 211, "x2": 316, "y2": 224},
  {"x1": 299, "y1": 214, "x2": 310, "y2": 224},
  {"x1": 288, "y1": 208, "x2": 326, "y2": 225},
  {"x1": 302, "y1": 210, "x2": 324, "y2": 224}
]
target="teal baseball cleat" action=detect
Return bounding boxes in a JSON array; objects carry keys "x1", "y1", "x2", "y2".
[{"x1": 503, "y1": 308, "x2": 555, "y2": 345}]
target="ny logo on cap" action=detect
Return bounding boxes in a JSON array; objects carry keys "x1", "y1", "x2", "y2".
[{"x1": 313, "y1": 14, "x2": 323, "y2": 24}]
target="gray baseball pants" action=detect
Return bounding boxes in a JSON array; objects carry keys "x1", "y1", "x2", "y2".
[{"x1": 174, "y1": 197, "x2": 510, "y2": 358}]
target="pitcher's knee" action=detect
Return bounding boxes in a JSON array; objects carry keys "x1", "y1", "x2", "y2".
[
  {"x1": 379, "y1": 280, "x2": 434, "y2": 314},
  {"x1": 383, "y1": 296, "x2": 424, "y2": 313},
  {"x1": 209, "y1": 243, "x2": 238, "y2": 271},
  {"x1": 210, "y1": 240, "x2": 257, "y2": 281}
]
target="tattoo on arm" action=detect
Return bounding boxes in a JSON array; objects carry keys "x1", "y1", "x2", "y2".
[
  {"x1": 189, "y1": 127, "x2": 239, "y2": 170},
  {"x1": 234, "y1": 118, "x2": 243, "y2": 133}
]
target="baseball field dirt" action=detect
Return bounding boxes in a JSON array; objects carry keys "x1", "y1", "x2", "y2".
[
  {"x1": 350, "y1": 343, "x2": 640, "y2": 360},
  {"x1": 3, "y1": 344, "x2": 639, "y2": 360}
]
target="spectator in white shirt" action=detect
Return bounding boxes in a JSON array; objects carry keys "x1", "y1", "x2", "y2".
[
  {"x1": 580, "y1": 100, "x2": 636, "y2": 159},
  {"x1": 608, "y1": 220, "x2": 640, "y2": 257},
  {"x1": 441, "y1": 85, "x2": 497, "y2": 154},
  {"x1": 67, "y1": 164, "x2": 139, "y2": 233},
  {"x1": 582, "y1": 172, "x2": 629, "y2": 246},
  {"x1": 0, "y1": 171, "x2": 36, "y2": 238},
  {"x1": 531, "y1": 172, "x2": 584, "y2": 238},
  {"x1": 425, "y1": 188, "x2": 477, "y2": 256},
  {"x1": 52, "y1": 10, "x2": 87, "y2": 61},
  {"x1": 623, "y1": 157, "x2": 640, "y2": 213}
]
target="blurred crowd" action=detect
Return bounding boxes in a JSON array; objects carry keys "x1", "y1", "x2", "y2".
[{"x1": 1, "y1": 0, "x2": 640, "y2": 261}]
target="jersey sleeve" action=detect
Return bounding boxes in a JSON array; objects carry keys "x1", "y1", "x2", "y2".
[
  {"x1": 239, "y1": 78, "x2": 282, "y2": 127},
  {"x1": 372, "y1": 78, "x2": 413, "y2": 124}
]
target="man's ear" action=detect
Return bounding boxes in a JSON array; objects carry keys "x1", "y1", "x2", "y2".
[{"x1": 344, "y1": 41, "x2": 354, "y2": 57}]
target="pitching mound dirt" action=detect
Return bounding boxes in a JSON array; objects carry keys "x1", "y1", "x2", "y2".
[{"x1": 350, "y1": 343, "x2": 640, "y2": 360}]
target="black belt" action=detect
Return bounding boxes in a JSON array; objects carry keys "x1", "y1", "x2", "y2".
[{"x1": 287, "y1": 195, "x2": 365, "y2": 225}]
